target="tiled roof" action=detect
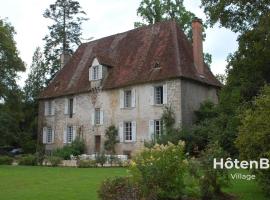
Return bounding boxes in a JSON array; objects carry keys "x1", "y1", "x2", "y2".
[{"x1": 39, "y1": 20, "x2": 221, "y2": 99}]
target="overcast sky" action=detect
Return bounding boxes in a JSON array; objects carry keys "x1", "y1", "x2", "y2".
[{"x1": 0, "y1": 0, "x2": 239, "y2": 87}]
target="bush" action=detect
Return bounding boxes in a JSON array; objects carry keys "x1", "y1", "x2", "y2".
[
  {"x1": 18, "y1": 154, "x2": 37, "y2": 166},
  {"x1": 47, "y1": 156, "x2": 62, "y2": 167},
  {"x1": 0, "y1": 156, "x2": 13, "y2": 165},
  {"x1": 199, "y1": 142, "x2": 229, "y2": 200},
  {"x1": 77, "y1": 159, "x2": 97, "y2": 168},
  {"x1": 53, "y1": 138, "x2": 85, "y2": 160},
  {"x1": 96, "y1": 152, "x2": 107, "y2": 166},
  {"x1": 130, "y1": 141, "x2": 197, "y2": 200},
  {"x1": 98, "y1": 176, "x2": 142, "y2": 200}
]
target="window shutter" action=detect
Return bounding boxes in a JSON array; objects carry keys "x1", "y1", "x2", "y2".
[
  {"x1": 52, "y1": 100, "x2": 55, "y2": 116},
  {"x1": 132, "y1": 89, "x2": 136, "y2": 108},
  {"x1": 73, "y1": 126, "x2": 76, "y2": 141},
  {"x1": 89, "y1": 67, "x2": 92, "y2": 81},
  {"x1": 51, "y1": 129, "x2": 55, "y2": 144},
  {"x1": 100, "y1": 109, "x2": 104, "y2": 125},
  {"x1": 91, "y1": 110, "x2": 95, "y2": 125},
  {"x1": 64, "y1": 98, "x2": 68, "y2": 114},
  {"x1": 150, "y1": 86, "x2": 154, "y2": 105},
  {"x1": 163, "y1": 83, "x2": 167, "y2": 104},
  {"x1": 132, "y1": 121, "x2": 137, "y2": 142},
  {"x1": 42, "y1": 127, "x2": 47, "y2": 144},
  {"x1": 44, "y1": 101, "x2": 48, "y2": 116},
  {"x1": 98, "y1": 65, "x2": 103, "y2": 79},
  {"x1": 73, "y1": 97, "x2": 76, "y2": 114},
  {"x1": 119, "y1": 122, "x2": 124, "y2": 143},
  {"x1": 63, "y1": 127, "x2": 67, "y2": 144},
  {"x1": 120, "y1": 90, "x2": 124, "y2": 108},
  {"x1": 149, "y1": 120, "x2": 154, "y2": 141}
]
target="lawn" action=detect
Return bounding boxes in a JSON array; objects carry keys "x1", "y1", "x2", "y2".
[
  {"x1": 0, "y1": 165, "x2": 126, "y2": 200},
  {"x1": 0, "y1": 166, "x2": 268, "y2": 200}
]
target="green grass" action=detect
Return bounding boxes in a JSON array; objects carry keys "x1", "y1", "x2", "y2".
[
  {"x1": 0, "y1": 165, "x2": 126, "y2": 200},
  {"x1": 0, "y1": 166, "x2": 268, "y2": 200},
  {"x1": 224, "y1": 169, "x2": 267, "y2": 200}
]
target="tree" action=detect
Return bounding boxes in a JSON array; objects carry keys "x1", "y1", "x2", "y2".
[
  {"x1": 236, "y1": 85, "x2": 270, "y2": 195},
  {"x1": 200, "y1": 0, "x2": 270, "y2": 33},
  {"x1": 104, "y1": 126, "x2": 118, "y2": 154},
  {"x1": 43, "y1": 0, "x2": 88, "y2": 79},
  {"x1": 0, "y1": 18, "x2": 25, "y2": 99},
  {"x1": 24, "y1": 47, "x2": 46, "y2": 102}
]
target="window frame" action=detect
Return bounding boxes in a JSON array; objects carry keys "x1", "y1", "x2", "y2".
[
  {"x1": 124, "y1": 121, "x2": 132, "y2": 142},
  {"x1": 154, "y1": 86, "x2": 163, "y2": 105},
  {"x1": 68, "y1": 98, "x2": 73, "y2": 118},
  {"x1": 47, "y1": 127, "x2": 53, "y2": 144},
  {"x1": 154, "y1": 120, "x2": 162, "y2": 137},
  {"x1": 92, "y1": 65, "x2": 100, "y2": 80},
  {"x1": 95, "y1": 108, "x2": 101, "y2": 125},
  {"x1": 67, "y1": 126, "x2": 73, "y2": 143},
  {"x1": 124, "y1": 90, "x2": 132, "y2": 108}
]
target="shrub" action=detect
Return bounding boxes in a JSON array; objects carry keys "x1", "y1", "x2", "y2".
[
  {"x1": 104, "y1": 125, "x2": 118, "y2": 154},
  {"x1": 53, "y1": 138, "x2": 85, "y2": 159},
  {"x1": 18, "y1": 154, "x2": 37, "y2": 166},
  {"x1": 47, "y1": 156, "x2": 62, "y2": 167},
  {"x1": 98, "y1": 177, "x2": 142, "y2": 200},
  {"x1": 199, "y1": 142, "x2": 229, "y2": 200},
  {"x1": 96, "y1": 152, "x2": 107, "y2": 166},
  {"x1": 130, "y1": 141, "x2": 195, "y2": 200},
  {"x1": 0, "y1": 156, "x2": 13, "y2": 165},
  {"x1": 77, "y1": 159, "x2": 97, "y2": 168}
]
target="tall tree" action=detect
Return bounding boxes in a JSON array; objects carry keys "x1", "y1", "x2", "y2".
[
  {"x1": 24, "y1": 47, "x2": 46, "y2": 102},
  {"x1": 135, "y1": 0, "x2": 212, "y2": 65},
  {"x1": 43, "y1": 0, "x2": 88, "y2": 79},
  {"x1": 0, "y1": 18, "x2": 25, "y2": 99}
]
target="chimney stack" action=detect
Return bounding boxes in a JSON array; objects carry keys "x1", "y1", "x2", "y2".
[
  {"x1": 192, "y1": 18, "x2": 204, "y2": 75},
  {"x1": 60, "y1": 52, "x2": 71, "y2": 68}
]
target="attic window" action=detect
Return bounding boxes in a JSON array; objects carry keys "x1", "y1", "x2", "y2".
[{"x1": 153, "y1": 61, "x2": 160, "y2": 69}]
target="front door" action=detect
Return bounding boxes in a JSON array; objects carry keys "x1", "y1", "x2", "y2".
[{"x1": 95, "y1": 135, "x2": 101, "y2": 153}]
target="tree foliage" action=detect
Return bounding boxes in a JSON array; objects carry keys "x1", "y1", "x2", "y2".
[
  {"x1": 0, "y1": 18, "x2": 25, "y2": 99},
  {"x1": 43, "y1": 0, "x2": 87, "y2": 79},
  {"x1": 104, "y1": 125, "x2": 118, "y2": 154}
]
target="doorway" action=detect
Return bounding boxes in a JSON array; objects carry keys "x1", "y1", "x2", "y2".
[{"x1": 95, "y1": 135, "x2": 101, "y2": 153}]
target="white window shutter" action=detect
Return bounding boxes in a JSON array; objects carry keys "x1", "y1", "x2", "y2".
[
  {"x1": 150, "y1": 86, "x2": 154, "y2": 105},
  {"x1": 63, "y1": 127, "x2": 67, "y2": 144},
  {"x1": 44, "y1": 101, "x2": 48, "y2": 116},
  {"x1": 64, "y1": 98, "x2": 68, "y2": 114},
  {"x1": 42, "y1": 127, "x2": 47, "y2": 144},
  {"x1": 98, "y1": 65, "x2": 103, "y2": 79},
  {"x1": 119, "y1": 122, "x2": 124, "y2": 143},
  {"x1": 132, "y1": 121, "x2": 137, "y2": 142},
  {"x1": 89, "y1": 67, "x2": 92, "y2": 81},
  {"x1": 163, "y1": 83, "x2": 167, "y2": 104},
  {"x1": 73, "y1": 97, "x2": 76, "y2": 114},
  {"x1": 100, "y1": 109, "x2": 104, "y2": 125},
  {"x1": 149, "y1": 120, "x2": 154, "y2": 141},
  {"x1": 132, "y1": 89, "x2": 136, "y2": 108},
  {"x1": 120, "y1": 90, "x2": 124, "y2": 108},
  {"x1": 52, "y1": 100, "x2": 55, "y2": 116},
  {"x1": 91, "y1": 110, "x2": 95, "y2": 125},
  {"x1": 73, "y1": 126, "x2": 76, "y2": 141},
  {"x1": 51, "y1": 129, "x2": 55, "y2": 144}
]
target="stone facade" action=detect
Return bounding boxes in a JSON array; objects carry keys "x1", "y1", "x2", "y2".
[{"x1": 39, "y1": 78, "x2": 218, "y2": 156}]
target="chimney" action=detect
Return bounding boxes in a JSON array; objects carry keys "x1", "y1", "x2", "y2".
[
  {"x1": 60, "y1": 52, "x2": 71, "y2": 68},
  {"x1": 192, "y1": 18, "x2": 204, "y2": 75}
]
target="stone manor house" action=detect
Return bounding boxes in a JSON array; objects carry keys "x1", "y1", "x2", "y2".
[{"x1": 38, "y1": 19, "x2": 221, "y2": 156}]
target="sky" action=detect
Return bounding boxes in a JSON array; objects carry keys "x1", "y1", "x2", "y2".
[{"x1": 0, "y1": 0, "x2": 239, "y2": 87}]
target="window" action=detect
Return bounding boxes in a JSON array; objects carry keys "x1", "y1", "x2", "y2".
[
  {"x1": 154, "y1": 120, "x2": 162, "y2": 137},
  {"x1": 124, "y1": 122, "x2": 132, "y2": 141},
  {"x1": 67, "y1": 126, "x2": 73, "y2": 143},
  {"x1": 124, "y1": 90, "x2": 132, "y2": 108},
  {"x1": 48, "y1": 101, "x2": 52, "y2": 115},
  {"x1": 68, "y1": 98, "x2": 73, "y2": 118},
  {"x1": 47, "y1": 127, "x2": 53, "y2": 143},
  {"x1": 154, "y1": 86, "x2": 163, "y2": 104},
  {"x1": 95, "y1": 108, "x2": 101, "y2": 125},
  {"x1": 92, "y1": 65, "x2": 99, "y2": 80}
]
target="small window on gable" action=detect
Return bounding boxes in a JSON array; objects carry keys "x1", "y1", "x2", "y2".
[
  {"x1": 89, "y1": 58, "x2": 103, "y2": 81},
  {"x1": 92, "y1": 65, "x2": 99, "y2": 80}
]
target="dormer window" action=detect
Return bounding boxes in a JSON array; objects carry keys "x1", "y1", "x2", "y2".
[{"x1": 89, "y1": 58, "x2": 103, "y2": 81}]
